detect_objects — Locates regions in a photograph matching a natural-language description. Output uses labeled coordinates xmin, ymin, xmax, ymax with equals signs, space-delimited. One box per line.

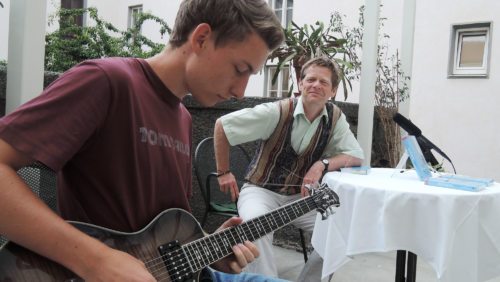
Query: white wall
xmin=293 ymin=0 xmax=404 ymax=104
xmin=410 ymin=0 xmax=500 ymax=179
xmin=0 ymin=1 xmax=9 ymax=61
xmin=0 ymin=0 xmax=58 ymax=61
xmin=84 ymin=0 xmax=179 ymax=45
xmin=1 ymin=0 xmax=498 ymax=180
xmin=293 ymin=0 xmax=500 ymax=180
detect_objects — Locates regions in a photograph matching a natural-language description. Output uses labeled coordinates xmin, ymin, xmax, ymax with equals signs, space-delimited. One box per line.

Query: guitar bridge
xmin=158 ymin=240 xmax=194 ymax=282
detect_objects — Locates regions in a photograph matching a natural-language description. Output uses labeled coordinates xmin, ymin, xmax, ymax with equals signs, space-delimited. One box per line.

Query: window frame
xmin=264 ymin=65 xmax=291 ymax=98
xmin=128 ymin=5 xmax=144 ymax=30
xmin=60 ymin=0 xmax=86 ymax=27
xmin=448 ymin=22 xmax=491 ymax=78
xmin=269 ymin=0 xmax=293 ymax=27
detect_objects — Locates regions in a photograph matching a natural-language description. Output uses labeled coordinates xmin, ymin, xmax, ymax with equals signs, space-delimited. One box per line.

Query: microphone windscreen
xmin=393 ymin=113 xmax=422 ymax=136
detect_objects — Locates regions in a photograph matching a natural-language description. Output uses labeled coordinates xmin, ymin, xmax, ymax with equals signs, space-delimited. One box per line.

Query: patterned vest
xmin=245 ymin=98 xmax=341 ymax=195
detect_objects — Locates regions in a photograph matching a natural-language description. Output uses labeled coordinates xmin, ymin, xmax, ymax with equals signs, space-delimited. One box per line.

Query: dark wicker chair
xmin=0 ymin=162 xmax=57 ymax=248
xmin=194 ymin=137 xmax=309 ymax=262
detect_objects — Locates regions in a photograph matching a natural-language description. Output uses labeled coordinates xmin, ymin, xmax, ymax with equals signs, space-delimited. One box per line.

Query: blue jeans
xmin=205 ymin=268 xmax=290 ymax=282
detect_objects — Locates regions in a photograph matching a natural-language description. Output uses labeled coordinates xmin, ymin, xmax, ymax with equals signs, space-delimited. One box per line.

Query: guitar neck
xmin=182 ymin=195 xmax=316 ymax=272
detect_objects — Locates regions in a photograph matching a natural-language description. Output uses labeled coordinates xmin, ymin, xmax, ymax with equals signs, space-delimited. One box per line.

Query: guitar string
xmin=146 ymin=182 xmax=330 ymax=274
xmin=143 ymin=178 xmax=312 ymax=274
xmin=151 ymin=179 xmax=333 ymax=279
xmin=149 ymin=158 xmax=344 ymax=279
xmin=142 ymin=196 xmax=319 ymax=279
xmin=142 ymin=162 xmax=341 ymax=279
xmin=144 ymin=200 xmax=313 ymax=280
xmin=137 ymin=196 xmax=316 ymax=280
xmin=145 ymin=202 xmax=314 ymax=278
xmin=143 ymin=180 xmax=339 ymax=279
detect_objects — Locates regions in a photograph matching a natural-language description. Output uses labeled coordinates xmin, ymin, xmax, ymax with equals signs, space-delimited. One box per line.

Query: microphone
xmin=393 ymin=113 xmax=455 ymax=172
xmin=393 ymin=112 xmax=422 ymax=137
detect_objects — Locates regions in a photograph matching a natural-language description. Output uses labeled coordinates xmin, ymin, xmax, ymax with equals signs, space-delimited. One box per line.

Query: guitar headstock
xmin=307 ymin=182 xmax=340 ymax=220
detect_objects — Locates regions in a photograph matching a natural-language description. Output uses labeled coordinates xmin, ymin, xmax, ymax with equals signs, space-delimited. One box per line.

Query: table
xmin=311 ymin=168 xmax=500 ymax=282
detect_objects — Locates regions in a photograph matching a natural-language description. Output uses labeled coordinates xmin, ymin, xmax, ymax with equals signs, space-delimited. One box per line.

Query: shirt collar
xmin=294 ymin=96 xmax=329 ymax=121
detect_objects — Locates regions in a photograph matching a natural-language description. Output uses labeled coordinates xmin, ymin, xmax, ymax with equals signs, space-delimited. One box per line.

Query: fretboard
xmin=181 ymin=195 xmax=317 ymax=272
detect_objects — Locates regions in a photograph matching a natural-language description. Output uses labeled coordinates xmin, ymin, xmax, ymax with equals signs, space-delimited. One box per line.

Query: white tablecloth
xmin=312 ymin=168 xmax=500 ymax=282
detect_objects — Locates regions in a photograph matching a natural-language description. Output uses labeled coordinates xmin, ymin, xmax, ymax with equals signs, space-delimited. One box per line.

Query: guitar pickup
xmin=158 ymin=240 xmax=193 ymax=282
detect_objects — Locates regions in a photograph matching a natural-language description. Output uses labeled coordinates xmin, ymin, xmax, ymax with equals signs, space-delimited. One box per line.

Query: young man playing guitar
xmin=0 ymin=1 xmax=285 ymax=281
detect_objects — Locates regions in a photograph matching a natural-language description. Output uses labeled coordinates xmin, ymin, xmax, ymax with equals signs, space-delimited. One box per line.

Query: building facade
xmin=1 ymin=0 xmax=499 ymax=180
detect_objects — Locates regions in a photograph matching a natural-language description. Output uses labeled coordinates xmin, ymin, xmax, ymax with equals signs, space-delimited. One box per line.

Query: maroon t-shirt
xmin=0 ymin=58 xmax=193 ymax=232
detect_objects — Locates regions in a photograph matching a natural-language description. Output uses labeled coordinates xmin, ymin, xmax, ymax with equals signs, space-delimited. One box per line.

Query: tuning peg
xmin=321 ymin=210 xmax=331 ymax=220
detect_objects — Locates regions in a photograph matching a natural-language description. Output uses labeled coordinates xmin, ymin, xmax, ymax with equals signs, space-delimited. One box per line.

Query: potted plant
xmin=268 ymin=21 xmax=353 ymax=99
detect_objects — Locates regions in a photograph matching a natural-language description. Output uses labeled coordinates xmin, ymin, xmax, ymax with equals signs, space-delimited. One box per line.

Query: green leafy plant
xmin=45 ymin=7 xmax=171 ymax=72
xmin=268 ymin=21 xmax=352 ymax=99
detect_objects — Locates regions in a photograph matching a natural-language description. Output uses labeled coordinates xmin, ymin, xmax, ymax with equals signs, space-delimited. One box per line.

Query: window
xmin=449 ymin=22 xmax=491 ymax=77
xmin=128 ymin=5 xmax=143 ymax=29
xmin=265 ymin=66 xmax=290 ymax=98
xmin=269 ymin=0 xmax=293 ymax=27
xmin=60 ymin=0 xmax=85 ymax=26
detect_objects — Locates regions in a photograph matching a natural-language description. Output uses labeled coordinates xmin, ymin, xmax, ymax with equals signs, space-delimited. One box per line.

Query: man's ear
xmin=330 ymin=86 xmax=338 ymax=99
xmin=190 ymin=23 xmax=212 ymax=53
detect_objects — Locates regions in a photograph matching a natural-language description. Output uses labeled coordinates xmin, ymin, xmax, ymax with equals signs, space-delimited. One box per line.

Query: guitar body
xmin=0 ymin=183 xmax=339 ymax=282
xmin=0 ymin=209 xmax=207 ymax=282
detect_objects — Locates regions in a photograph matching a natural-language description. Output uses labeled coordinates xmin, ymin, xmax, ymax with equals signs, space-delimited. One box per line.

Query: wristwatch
xmin=321 ymin=159 xmax=329 ymax=173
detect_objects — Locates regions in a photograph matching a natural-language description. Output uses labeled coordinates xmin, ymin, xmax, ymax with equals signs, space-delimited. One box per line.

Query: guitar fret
xmin=233 ymin=227 xmax=243 ymax=242
xmin=305 ymin=198 xmax=311 ymax=210
xmin=179 ymin=248 xmax=194 ymax=274
xmin=242 ymin=222 xmax=255 ymax=241
xmin=220 ymin=231 xmax=232 ymax=253
xmin=235 ymin=225 xmax=247 ymax=242
xmin=249 ymin=220 xmax=258 ymax=239
xmin=198 ymin=240 xmax=210 ymax=267
xmin=185 ymin=243 xmax=200 ymax=271
xmin=264 ymin=214 xmax=274 ymax=230
xmin=277 ymin=210 xmax=285 ymax=226
xmin=270 ymin=213 xmax=277 ymax=229
xmin=192 ymin=241 xmax=204 ymax=269
xmin=218 ymin=233 xmax=226 ymax=256
xmin=284 ymin=207 xmax=292 ymax=222
xmin=227 ymin=229 xmax=239 ymax=246
xmin=256 ymin=218 xmax=266 ymax=236
xmin=291 ymin=204 xmax=300 ymax=218
xmin=178 ymin=187 xmax=336 ymax=274
xmin=201 ymin=239 xmax=214 ymax=263
xmin=210 ymin=234 xmax=221 ymax=256
xmin=298 ymin=201 xmax=307 ymax=214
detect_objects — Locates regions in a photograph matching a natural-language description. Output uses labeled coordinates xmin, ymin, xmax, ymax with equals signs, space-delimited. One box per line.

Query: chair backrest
xmin=0 ymin=162 xmax=57 ymax=248
xmin=194 ymin=137 xmax=251 ymax=205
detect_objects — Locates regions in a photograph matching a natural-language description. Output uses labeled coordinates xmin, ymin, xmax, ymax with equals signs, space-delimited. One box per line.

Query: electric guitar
xmin=0 ymin=183 xmax=339 ymax=282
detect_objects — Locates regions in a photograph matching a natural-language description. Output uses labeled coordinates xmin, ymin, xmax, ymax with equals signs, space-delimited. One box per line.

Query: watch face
xmin=322 ymin=159 xmax=329 ymax=170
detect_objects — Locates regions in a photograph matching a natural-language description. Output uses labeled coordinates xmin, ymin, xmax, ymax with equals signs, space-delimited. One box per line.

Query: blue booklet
xmin=425 ymin=176 xmax=490 ymax=192
xmin=402 ymin=135 xmax=493 ymax=192
xmin=402 ymin=135 xmax=432 ymax=181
